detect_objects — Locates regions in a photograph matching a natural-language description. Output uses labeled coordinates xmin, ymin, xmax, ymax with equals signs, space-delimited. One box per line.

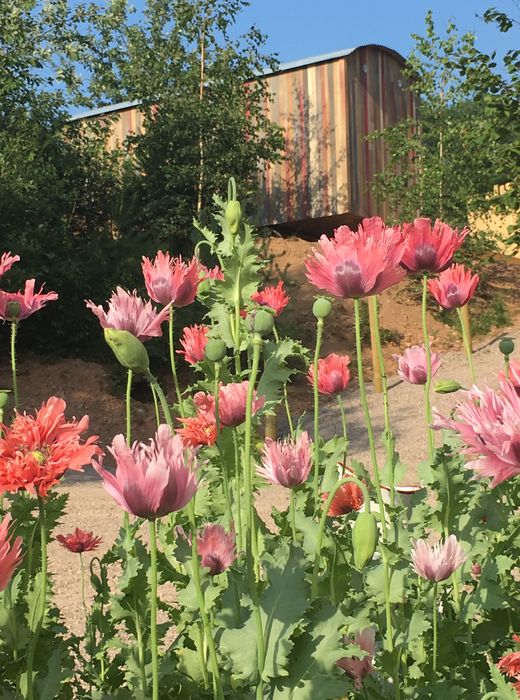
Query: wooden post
xmin=368 ymin=299 xmax=383 ymax=393
xmin=460 ymin=304 xmax=473 ymax=352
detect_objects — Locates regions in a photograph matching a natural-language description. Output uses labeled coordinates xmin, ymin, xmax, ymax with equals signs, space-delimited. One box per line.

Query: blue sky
xmin=226 ymin=0 xmax=517 ymax=65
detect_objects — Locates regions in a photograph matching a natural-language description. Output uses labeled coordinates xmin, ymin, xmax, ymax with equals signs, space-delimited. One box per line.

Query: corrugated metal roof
xmin=68 ymin=44 xmax=406 ymax=121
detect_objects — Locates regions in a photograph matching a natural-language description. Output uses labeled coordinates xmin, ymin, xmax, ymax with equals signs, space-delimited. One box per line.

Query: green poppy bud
xmin=252 ymin=308 xmax=274 ymax=336
xmin=205 ymin=338 xmax=227 ymax=363
xmin=104 ymin=328 xmax=150 ymax=374
xmin=0 ymin=391 xmax=9 ymax=410
xmin=499 ymin=337 xmax=515 ymax=357
xmin=225 ymin=200 xmax=242 ymax=236
xmin=434 ymin=379 xmax=462 ymax=394
xmin=313 ymin=297 xmax=332 ymax=319
xmin=6 ymin=301 xmax=21 ymax=321
xmin=352 ymin=511 xmax=378 ymax=570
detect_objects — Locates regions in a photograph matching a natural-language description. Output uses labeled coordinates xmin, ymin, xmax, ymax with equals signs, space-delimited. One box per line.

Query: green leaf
xmin=487 ymin=656 xmax=520 ymax=699
xmin=257 ymin=338 xmax=308 ymax=409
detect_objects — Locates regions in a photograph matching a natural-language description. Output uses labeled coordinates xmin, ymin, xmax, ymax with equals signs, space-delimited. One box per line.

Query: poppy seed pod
xmin=6 ymin=301 xmax=21 ymax=321
xmin=252 ymin=309 xmax=274 ymax=336
xmin=352 ymin=511 xmax=378 ymax=570
xmin=104 ymin=328 xmax=150 ymax=374
xmin=499 ymin=337 xmax=515 ymax=357
xmin=0 ymin=392 xmax=9 ymax=410
xmin=205 ymin=338 xmax=227 ymax=363
xmin=313 ymin=297 xmax=332 ymax=319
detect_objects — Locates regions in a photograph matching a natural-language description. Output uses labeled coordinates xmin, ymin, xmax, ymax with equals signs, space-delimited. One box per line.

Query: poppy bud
xmin=252 ymin=308 xmax=274 ymax=336
xmin=499 ymin=337 xmax=515 ymax=357
xmin=352 ymin=511 xmax=378 ymax=570
xmin=0 ymin=391 xmax=9 ymax=410
xmin=434 ymin=379 xmax=462 ymax=394
xmin=313 ymin=297 xmax=332 ymax=319
xmin=225 ymin=200 xmax=242 ymax=236
xmin=104 ymin=328 xmax=150 ymax=374
xmin=205 ymin=338 xmax=227 ymax=363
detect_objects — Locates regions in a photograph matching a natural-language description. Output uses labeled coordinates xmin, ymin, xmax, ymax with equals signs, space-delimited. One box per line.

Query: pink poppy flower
xmin=86 ymin=287 xmax=170 ymax=342
xmin=94 ymin=425 xmax=198 ymax=519
xmin=197 ymin=524 xmax=236 ymax=575
xmin=305 ymin=220 xmax=405 ymax=299
xmin=193 ymin=381 xmax=265 ymax=428
xmin=251 ymin=281 xmax=290 ymax=316
xmin=142 ymin=251 xmax=200 ymax=307
xmin=393 ymin=345 xmax=441 ymax=385
xmin=258 ymin=432 xmax=312 ymax=488
xmin=57 ymin=528 xmax=102 ymax=553
xmin=0 ymin=280 xmax=58 ymax=321
xmin=401 ymin=218 xmax=469 ymax=273
xmin=0 ymin=514 xmax=22 ymax=591
xmin=411 ymin=534 xmax=466 ymax=581
xmin=0 ymin=252 xmax=20 ymax=277
xmin=177 ymin=324 xmax=209 ymax=365
xmin=199 ymin=264 xmax=224 ymax=281
xmin=428 ymin=264 xmax=479 ymax=310
xmin=307 ymin=353 xmax=351 ymax=394
xmin=336 ymin=628 xmax=376 ymax=689
xmin=501 ymin=359 xmax=520 ymax=396
xmin=434 ymin=380 xmax=520 ymax=487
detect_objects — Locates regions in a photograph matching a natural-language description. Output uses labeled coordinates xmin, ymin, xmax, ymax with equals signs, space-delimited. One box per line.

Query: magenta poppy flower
xmin=307 ymin=353 xmax=351 ymax=394
xmin=257 ymin=431 xmax=312 ymax=488
xmin=434 ymin=380 xmax=520 ymax=487
xmin=57 ymin=528 xmax=102 ymax=553
xmin=251 ymin=281 xmax=290 ymax=317
xmin=428 ymin=264 xmax=479 ymax=310
xmin=411 ymin=535 xmax=466 ymax=582
xmin=197 ymin=524 xmax=236 ymax=575
xmin=401 ymin=218 xmax=469 ymax=273
xmin=86 ymin=287 xmax=170 ymax=342
xmin=142 ymin=251 xmax=200 ymax=307
xmin=177 ymin=324 xmax=209 ymax=365
xmin=193 ymin=381 xmax=265 ymax=428
xmin=94 ymin=425 xmax=198 ymax=519
xmin=305 ymin=220 xmax=405 ymax=299
xmin=393 ymin=345 xmax=441 ymax=385
xmin=336 ymin=628 xmax=376 ymax=689
xmin=0 ymin=514 xmax=22 ymax=591
xmin=0 ymin=252 xmax=20 ymax=277
xmin=0 ymin=280 xmax=58 ymax=321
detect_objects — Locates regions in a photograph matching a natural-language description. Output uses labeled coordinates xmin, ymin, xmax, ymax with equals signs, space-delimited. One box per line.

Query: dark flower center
xmin=414 ymin=244 xmax=438 ymax=271
xmin=445 ymin=283 xmax=462 ymax=307
xmin=334 ymin=261 xmax=363 ymax=297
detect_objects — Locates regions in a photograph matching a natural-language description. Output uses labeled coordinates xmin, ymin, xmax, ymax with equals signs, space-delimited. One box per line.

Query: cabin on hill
xmin=70 ymin=44 xmax=415 ymax=236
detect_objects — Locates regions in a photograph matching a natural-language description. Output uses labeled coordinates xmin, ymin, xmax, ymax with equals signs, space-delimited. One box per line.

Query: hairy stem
xmin=421 ymin=275 xmax=435 ymax=460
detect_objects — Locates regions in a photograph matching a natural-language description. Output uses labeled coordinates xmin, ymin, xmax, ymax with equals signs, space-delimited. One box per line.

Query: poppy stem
xmin=289 ymin=490 xmax=297 ymax=541
xmin=233 ymin=432 xmax=243 ymax=551
xmin=124 ymin=369 xmax=133 ymax=535
xmin=311 ymin=476 xmax=371 ymax=599
xmin=421 ymin=274 xmax=435 ymax=460
xmin=368 ymin=296 xmax=396 ymax=505
xmin=10 ymin=321 xmax=18 ymax=412
xmin=243 ymin=335 xmax=262 ymax=564
xmin=26 ymin=498 xmax=48 ymax=700
xmin=312 ymin=318 xmax=324 ymax=503
xmin=148 ymin=519 xmax=159 ymax=700
xmin=214 ymin=364 xmax=234 ymax=530
xmin=146 ymin=372 xmax=174 ymax=429
xmin=457 ymin=306 xmax=476 ymax=384
xmin=150 ymin=382 xmax=161 ymax=427
xmin=169 ymin=307 xmax=185 ymax=417
xmin=336 ymin=394 xmax=349 ymax=467
xmin=432 ymin=581 xmax=438 ymax=676
xmin=273 ymin=325 xmax=294 ymax=438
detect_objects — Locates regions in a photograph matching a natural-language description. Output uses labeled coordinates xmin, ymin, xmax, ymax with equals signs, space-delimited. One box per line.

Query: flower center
xmin=31 ymin=450 xmax=46 ymax=465
xmin=334 ymin=261 xmax=363 ymax=297
xmin=414 ymin=244 xmax=438 ymax=271
xmin=445 ymin=283 xmax=462 ymax=307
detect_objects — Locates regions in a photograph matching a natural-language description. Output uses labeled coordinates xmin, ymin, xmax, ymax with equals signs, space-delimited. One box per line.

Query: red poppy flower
xmin=57 ymin=528 xmax=102 ymax=553
xmin=177 ymin=415 xmax=217 ymax=447
xmin=251 ymin=281 xmax=290 ymax=316
xmin=324 ymin=481 xmax=364 ymax=516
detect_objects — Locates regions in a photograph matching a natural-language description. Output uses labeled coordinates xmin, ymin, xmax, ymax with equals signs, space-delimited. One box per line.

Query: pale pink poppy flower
xmin=305 ymin=220 xmax=405 ymax=299
xmin=0 ymin=280 xmax=58 ymax=321
xmin=0 ymin=514 xmax=22 ymax=591
xmin=401 ymin=218 xmax=469 ymax=273
xmin=197 ymin=524 xmax=236 ymax=575
xmin=177 ymin=324 xmax=209 ymax=365
xmin=0 ymin=252 xmax=20 ymax=277
xmin=336 ymin=628 xmax=376 ymax=688
xmin=251 ymin=281 xmax=290 ymax=317
xmin=307 ymin=353 xmax=351 ymax=394
xmin=142 ymin=251 xmax=200 ymax=307
xmin=86 ymin=287 xmax=170 ymax=342
xmin=393 ymin=345 xmax=441 ymax=385
xmin=94 ymin=425 xmax=197 ymax=519
xmin=428 ymin=264 xmax=479 ymax=310
xmin=501 ymin=358 xmax=520 ymax=396
xmin=411 ymin=534 xmax=466 ymax=582
xmin=434 ymin=380 xmax=520 ymax=487
xmin=193 ymin=381 xmax=265 ymax=428
xmin=258 ymin=431 xmax=312 ymax=488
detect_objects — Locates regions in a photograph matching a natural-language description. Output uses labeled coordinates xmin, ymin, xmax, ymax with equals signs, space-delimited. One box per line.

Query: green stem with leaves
xmin=26 ymin=499 xmax=48 ymax=700
xmin=457 ymin=306 xmax=476 ymax=383
xmin=148 ymin=520 xmax=159 ymax=700
xmin=273 ymin=325 xmax=294 ymax=438
xmin=214 ymin=363 xmax=234 ymax=529
xmin=10 ymin=321 xmax=18 ymax=411
xmin=169 ymin=306 xmax=184 ymax=416
xmin=312 ymin=318 xmax=324 ymax=502
xmin=311 ymin=475 xmax=371 ymax=599
xmin=243 ymin=335 xmax=262 ymax=555
xmin=369 ymin=295 xmax=396 ymax=504
xmin=421 ymin=274 xmax=435 ymax=460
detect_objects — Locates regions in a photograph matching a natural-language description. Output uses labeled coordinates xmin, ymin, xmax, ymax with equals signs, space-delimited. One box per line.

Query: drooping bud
xmin=225 ymin=200 xmax=242 ymax=236
xmin=313 ymin=297 xmax=332 ymax=320
xmin=104 ymin=328 xmax=150 ymax=374
xmin=205 ymin=338 xmax=227 ymax=363
xmin=6 ymin=301 xmax=21 ymax=321
xmin=434 ymin=379 xmax=462 ymax=394
xmin=499 ymin=337 xmax=515 ymax=357
xmin=352 ymin=511 xmax=378 ymax=570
